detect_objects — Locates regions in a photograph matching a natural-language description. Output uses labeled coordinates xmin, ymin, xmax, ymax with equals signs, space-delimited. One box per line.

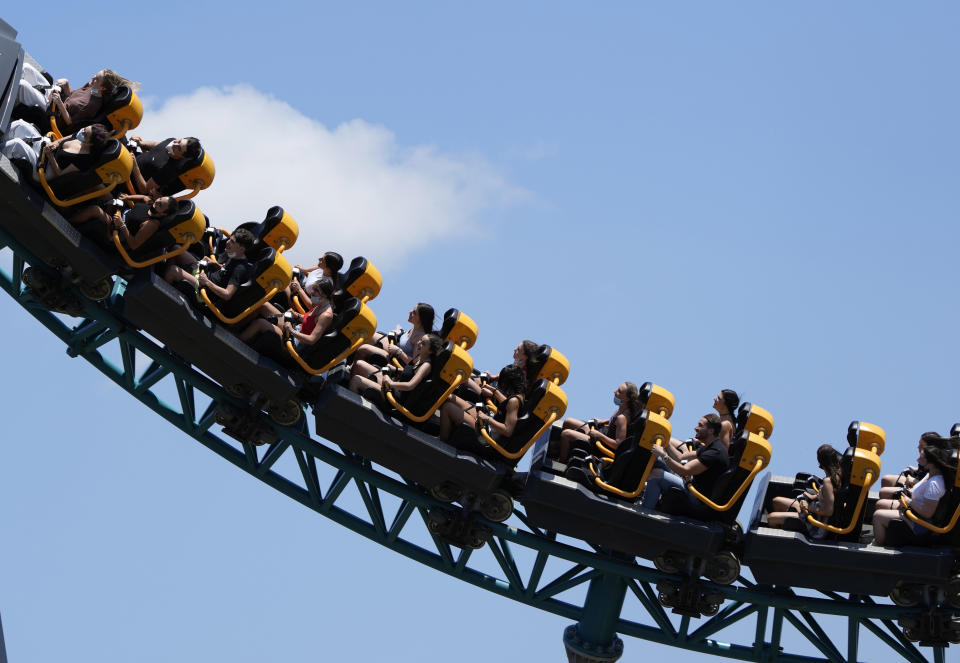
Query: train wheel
xmin=889 ymin=582 xmax=924 ymax=608
xmin=225 ymin=383 xmax=254 ymax=399
xmin=78 ymin=277 xmax=113 ymax=301
xmin=479 ymin=490 xmax=513 ymax=523
xmin=430 ymin=481 xmax=463 ymax=503
xmin=656 ymin=581 xmax=679 ymax=608
xmin=269 ymin=399 xmax=303 ymax=426
xmin=705 ymin=551 xmax=740 ymax=586
xmin=468 ymin=524 xmax=492 ymax=549
xmin=653 ymin=551 xmax=683 ymax=575
xmin=946 ymin=574 xmax=960 ymax=609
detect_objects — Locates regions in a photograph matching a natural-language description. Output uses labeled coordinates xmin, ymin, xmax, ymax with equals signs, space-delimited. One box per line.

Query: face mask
xmin=91 ymin=87 xmax=101 ymax=97
xmin=613 ymin=396 xmax=622 ymax=407
xmin=225 ymin=248 xmax=240 ymax=259
xmin=75 ymin=128 xmax=84 ymax=142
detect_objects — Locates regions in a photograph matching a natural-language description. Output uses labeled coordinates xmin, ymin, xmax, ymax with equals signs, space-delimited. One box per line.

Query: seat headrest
xmin=736 ymin=402 xmax=774 ymax=438
xmin=951 ymin=423 xmax=960 ymax=438
xmin=439 ymin=308 xmax=478 ymax=350
xmin=847 ymin=421 xmax=885 ymax=455
xmin=638 ymin=381 xmax=674 ymax=419
xmin=534 ymin=346 xmax=569 ymax=385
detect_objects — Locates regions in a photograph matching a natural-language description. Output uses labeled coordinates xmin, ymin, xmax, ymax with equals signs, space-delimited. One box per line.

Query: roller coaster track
xmin=0 ymin=214 xmax=955 ymax=663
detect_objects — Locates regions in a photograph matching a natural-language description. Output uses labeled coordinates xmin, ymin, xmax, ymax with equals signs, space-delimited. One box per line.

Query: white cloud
xmin=137 ymin=85 xmax=525 ymax=269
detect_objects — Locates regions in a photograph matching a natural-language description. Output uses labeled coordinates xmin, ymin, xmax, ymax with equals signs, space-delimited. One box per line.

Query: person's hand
xmin=652 ymin=445 xmax=667 ymax=459
xmin=198 ymin=272 xmax=210 ymax=287
xmin=112 ymin=212 xmax=124 ymax=230
xmin=130 ymin=134 xmax=142 ymax=143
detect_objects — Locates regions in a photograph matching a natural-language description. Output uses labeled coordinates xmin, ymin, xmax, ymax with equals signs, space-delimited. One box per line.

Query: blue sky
xmin=1 ymin=3 xmax=958 ymax=662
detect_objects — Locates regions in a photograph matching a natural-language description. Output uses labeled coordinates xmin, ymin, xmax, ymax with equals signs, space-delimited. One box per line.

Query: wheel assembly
xmin=269 ymin=399 xmax=303 ymax=426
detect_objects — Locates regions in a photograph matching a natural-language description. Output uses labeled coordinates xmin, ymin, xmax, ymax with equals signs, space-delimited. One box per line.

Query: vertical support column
xmin=0 ymin=609 xmax=8 ymax=663
xmin=563 ymin=573 xmax=627 ymax=663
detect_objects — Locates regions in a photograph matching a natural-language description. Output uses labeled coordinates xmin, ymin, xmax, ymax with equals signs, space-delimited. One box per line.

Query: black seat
xmin=234 ymin=206 xmax=298 ymax=252
xmin=39 ymin=138 xmax=132 ymax=207
xmin=113 ymin=200 xmax=205 ymax=268
xmin=52 ymin=84 xmax=142 ymax=139
xmin=478 ymin=379 xmax=568 ymax=465
xmin=201 ymin=244 xmax=292 ymax=325
xmin=286 ymin=296 xmax=377 ymax=374
xmin=385 ymin=341 xmax=472 ymax=423
xmin=588 ymin=410 xmax=672 ymax=500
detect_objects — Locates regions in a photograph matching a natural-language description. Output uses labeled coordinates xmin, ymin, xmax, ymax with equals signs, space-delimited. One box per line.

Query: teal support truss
xmin=0 ymin=221 xmax=956 ymax=662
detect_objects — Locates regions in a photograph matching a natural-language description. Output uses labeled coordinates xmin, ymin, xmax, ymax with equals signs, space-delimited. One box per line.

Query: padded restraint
xmin=736 ymin=402 xmax=774 ymax=439
xmin=534 ymin=346 xmax=569 ymax=386
xmin=236 ymin=206 xmax=298 ymax=252
xmin=638 ymin=381 xmax=674 ymax=419
xmin=338 ymin=256 xmax=382 ymax=303
xmin=439 ymin=308 xmax=478 ymax=350
xmin=847 ymin=420 xmax=885 ymax=455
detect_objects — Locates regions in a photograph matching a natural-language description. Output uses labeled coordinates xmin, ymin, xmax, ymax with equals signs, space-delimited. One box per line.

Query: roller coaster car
xmin=165 ymin=147 xmax=215 ymax=201
xmin=385 ymin=342 xmax=472 ymax=423
xmin=314 ymin=383 xmax=517 ymax=522
xmin=284 ymin=296 xmax=377 ymax=375
xmin=234 ymin=206 xmax=298 ymax=252
xmin=119 ymin=270 xmax=305 ymax=420
xmin=50 ymin=84 xmax=143 ymax=140
xmin=112 ymin=200 xmax=205 ymax=269
xmin=0 ymin=155 xmax=118 ymax=299
xmin=200 ymin=245 xmax=292 ymax=325
xmin=744 ymin=422 xmax=958 ymax=602
xmin=38 ymin=138 xmax=133 ymax=208
xmin=951 ymin=423 xmax=959 ymax=439
xmin=522 ymin=434 xmax=742 ymax=589
xmin=439 ymin=308 xmax=478 ymax=350
xmin=336 ymin=256 xmax=382 ymax=303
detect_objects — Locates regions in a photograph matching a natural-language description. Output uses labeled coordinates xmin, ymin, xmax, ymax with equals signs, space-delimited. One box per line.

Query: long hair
xmin=623 ymin=381 xmax=642 ymax=420
xmin=720 ymin=389 xmax=740 ymax=415
xmin=497 ymin=364 xmax=526 ymax=399
xmin=923 ymin=445 xmax=957 ymax=477
xmin=99 ymin=69 xmax=140 ymax=93
xmin=417 ymin=333 xmax=443 ymax=367
xmin=816 ymin=444 xmax=842 ymax=493
xmin=415 ymin=303 xmax=435 ymax=333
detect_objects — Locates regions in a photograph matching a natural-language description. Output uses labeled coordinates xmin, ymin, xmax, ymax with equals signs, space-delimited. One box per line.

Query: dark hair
xmin=720 ymin=389 xmax=740 ymax=415
xmin=816 ymin=444 xmax=842 ymax=493
xmin=417 ymin=333 xmax=443 ymax=366
xmin=323 ymin=251 xmax=344 ymax=273
xmin=314 ymin=276 xmax=334 ymax=300
xmin=922 ymin=445 xmax=956 ymax=475
xmin=230 ymin=227 xmax=257 ymax=253
xmin=415 ymin=303 xmax=435 ymax=333
xmin=183 ymin=137 xmax=202 ymax=160
xmin=919 ymin=431 xmax=952 ymax=451
xmin=702 ymin=413 xmax=722 ymax=437
xmin=497 ymin=364 xmax=526 ymax=399
xmin=83 ymin=123 xmax=110 ymax=152
xmin=152 ymin=196 xmax=177 ymax=220
xmin=521 ymin=341 xmax=547 ymax=385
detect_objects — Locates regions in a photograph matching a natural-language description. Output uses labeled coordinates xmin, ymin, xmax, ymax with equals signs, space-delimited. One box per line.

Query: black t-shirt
xmin=209 ymin=257 xmax=253 ymax=290
xmin=136 ymin=139 xmax=182 ymax=193
xmin=691 ymin=438 xmax=729 ymax=497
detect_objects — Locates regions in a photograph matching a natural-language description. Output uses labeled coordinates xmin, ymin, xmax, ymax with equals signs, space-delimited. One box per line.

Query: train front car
xmin=743 ymin=421 xmax=960 ymax=645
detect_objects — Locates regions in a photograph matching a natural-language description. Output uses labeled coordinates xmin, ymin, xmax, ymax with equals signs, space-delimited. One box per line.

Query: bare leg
xmin=349 ymin=373 xmax=383 ymax=394
xmin=558 ymin=428 xmax=590 ymax=463
xmin=871 ymin=509 xmax=902 ymax=545
xmin=350 ymin=359 xmax=381 ymax=379
xmin=239 ymin=317 xmax=280 ymax=343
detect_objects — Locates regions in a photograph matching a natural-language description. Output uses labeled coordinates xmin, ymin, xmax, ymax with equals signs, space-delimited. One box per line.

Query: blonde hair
xmin=100 ymin=69 xmax=141 ymax=93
